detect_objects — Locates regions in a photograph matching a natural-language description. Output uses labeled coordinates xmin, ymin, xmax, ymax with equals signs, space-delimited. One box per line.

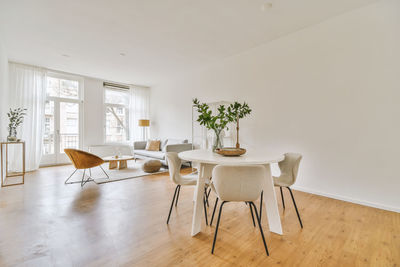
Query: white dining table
xmin=178 ymin=149 xmax=285 ymax=236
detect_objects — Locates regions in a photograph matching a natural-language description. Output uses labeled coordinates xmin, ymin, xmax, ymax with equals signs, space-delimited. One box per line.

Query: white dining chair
xmin=259 ymin=153 xmax=303 ymax=228
xmin=165 ymin=152 xmax=209 ymax=225
xmin=209 ymin=164 xmax=269 ymax=255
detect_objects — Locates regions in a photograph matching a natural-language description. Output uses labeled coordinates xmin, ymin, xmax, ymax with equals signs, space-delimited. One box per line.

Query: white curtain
xmin=129 ymin=85 xmax=150 ymax=141
xmin=8 ymin=63 xmax=46 ymax=171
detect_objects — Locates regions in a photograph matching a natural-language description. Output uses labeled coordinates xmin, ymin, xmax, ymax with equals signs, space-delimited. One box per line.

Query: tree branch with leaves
xmin=227 ymin=102 xmax=252 ymax=148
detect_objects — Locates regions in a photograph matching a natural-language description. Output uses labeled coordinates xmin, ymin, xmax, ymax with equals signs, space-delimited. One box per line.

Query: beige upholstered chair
xmin=165 ymin=152 xmax=209 ymax=224
xmin=260 ymin=153 xmax=303 ymax=228
xmin=209 ymin=165 xmax=269 ymax=256
xmin=64 ymin=149 xmax=109 ymax=187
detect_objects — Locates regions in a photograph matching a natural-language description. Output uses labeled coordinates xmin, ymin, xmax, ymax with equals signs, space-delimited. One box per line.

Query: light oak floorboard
xmin=0 ymin=164 xmax=398 ymax=266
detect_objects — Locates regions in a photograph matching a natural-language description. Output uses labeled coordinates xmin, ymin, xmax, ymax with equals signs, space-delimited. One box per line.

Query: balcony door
xmin=41 ymin=73 xmax=83 ymax=166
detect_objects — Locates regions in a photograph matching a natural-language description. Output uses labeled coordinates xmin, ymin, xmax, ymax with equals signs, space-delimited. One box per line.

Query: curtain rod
xmin=8 ymin=60 xmax=150 ymax=89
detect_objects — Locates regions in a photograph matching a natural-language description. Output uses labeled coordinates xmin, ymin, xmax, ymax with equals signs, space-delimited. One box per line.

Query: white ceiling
xmin=0 ymin=0 xmax=377 ymax=86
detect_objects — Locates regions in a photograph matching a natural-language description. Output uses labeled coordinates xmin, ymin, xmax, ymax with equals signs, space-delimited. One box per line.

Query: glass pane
xmin=43 ymin=100 xmax=55 ymax=155
xmin=60 ymin=102 xmax=79 ymax=151
xmin=46 ymin=77 xmax=79 ymax=99
xmin=46 ymin=77 xmax=60 ymax=97
xmin=105 ymin=106 xmax=128 ymax=143
xmin=60 ymin=79 xmax=78 ymax=99
xmin=105 ymin=89 xmax=129 ymax=106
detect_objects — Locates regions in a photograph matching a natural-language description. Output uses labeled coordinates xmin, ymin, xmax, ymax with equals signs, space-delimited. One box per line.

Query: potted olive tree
xmin=227 ymin=102 xmax=252 ymax=149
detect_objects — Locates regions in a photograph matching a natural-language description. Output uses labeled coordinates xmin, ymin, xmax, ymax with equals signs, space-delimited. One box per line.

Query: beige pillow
xmin=145 ymin=140 xmax=161 ymax=151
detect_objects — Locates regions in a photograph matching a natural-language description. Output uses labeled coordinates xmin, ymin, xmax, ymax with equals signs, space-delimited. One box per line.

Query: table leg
xmin=109 ymin=161 xmax=117 ymax=169
xmin=191 ymin=163 xmax=214 ymax=236
xmin=191 ymin=163 xmax=206 ymax=236
xmin=262 ymin=164 xmax=283 ymax=235
xmin=119 ymin=160 xmax=127 ymax=170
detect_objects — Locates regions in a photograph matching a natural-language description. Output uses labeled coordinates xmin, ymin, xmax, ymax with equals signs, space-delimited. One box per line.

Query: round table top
xmin=178 ymin=149 xmax=284 ymax=165
xmin=103 ymin=155 xmax=135 ymax=161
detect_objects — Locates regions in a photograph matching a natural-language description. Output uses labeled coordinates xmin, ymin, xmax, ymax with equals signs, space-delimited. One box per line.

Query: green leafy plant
xmin=193 ymin=98 xmax=252 ymax=150
xmin=227 ymin=102 xmax=252 ymax=148
xmin=7 ymin=108 xmax=27 ymax=141
xmin=193 ymin=98 xmax=231 ymax=150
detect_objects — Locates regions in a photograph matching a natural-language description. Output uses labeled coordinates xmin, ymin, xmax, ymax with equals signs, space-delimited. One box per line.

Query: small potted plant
xmin=7 ymin=108 xmax=27 ymax=142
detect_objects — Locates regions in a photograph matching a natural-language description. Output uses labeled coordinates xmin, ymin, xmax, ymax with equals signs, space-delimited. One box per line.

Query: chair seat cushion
xmin=273 ymin=175 xmax=292 ymax=187
xmin=180 ymin=173 xmax=211 ymax=186
xmin=179 ymin=174 xmax=197 ymax=186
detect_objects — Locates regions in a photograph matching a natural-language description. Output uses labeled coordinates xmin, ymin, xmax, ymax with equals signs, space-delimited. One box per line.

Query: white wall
xmin=0 ymin=38 xmax=9 ymax=140
xmin=83 ymin=77 xmax=105 ymax=147
xmin=151 ymin=0 xmax=400 ymax=212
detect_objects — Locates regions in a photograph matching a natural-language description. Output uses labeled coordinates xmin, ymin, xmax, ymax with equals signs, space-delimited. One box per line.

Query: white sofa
xmin=134 ymin=139 xmax=192 ymax=166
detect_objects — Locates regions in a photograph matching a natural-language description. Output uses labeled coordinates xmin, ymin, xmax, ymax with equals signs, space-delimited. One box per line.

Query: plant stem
xmin=236 ymin=116 xmax=240 ymax=148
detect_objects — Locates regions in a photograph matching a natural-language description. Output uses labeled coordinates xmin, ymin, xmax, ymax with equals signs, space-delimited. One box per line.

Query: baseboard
xmin=291 ymin=185 xmax=400 ymax=213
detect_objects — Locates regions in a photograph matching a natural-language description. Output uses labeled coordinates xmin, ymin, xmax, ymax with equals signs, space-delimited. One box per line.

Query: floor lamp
xmin=138 ymin=119 xmax=150 ymax=141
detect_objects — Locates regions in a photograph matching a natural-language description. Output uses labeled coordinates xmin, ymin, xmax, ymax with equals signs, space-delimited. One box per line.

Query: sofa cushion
xmin=134 ymin=150 xmax=165 ymax=160
xmin=161 ymin=139 xmax=188 ymax=152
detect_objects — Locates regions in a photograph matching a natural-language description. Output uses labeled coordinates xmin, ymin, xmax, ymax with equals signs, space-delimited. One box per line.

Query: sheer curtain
xmin=129 ymin=85 xmax=150 ymax=141
xmin=8 ymin=63 xmax=46 ymax=171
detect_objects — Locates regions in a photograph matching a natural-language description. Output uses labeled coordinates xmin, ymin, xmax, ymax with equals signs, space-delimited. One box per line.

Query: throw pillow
xmin=145 ymin=140 xmax=161 ymax=151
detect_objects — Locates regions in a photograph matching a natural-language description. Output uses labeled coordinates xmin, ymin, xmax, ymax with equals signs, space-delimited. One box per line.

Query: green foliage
xmin=7 ymin=108 xmax=27 ymax=136
xmin=227 ymin=101 xmax=252 ymax=121
xmin=192 ymin=98 xmax=252 ymax=132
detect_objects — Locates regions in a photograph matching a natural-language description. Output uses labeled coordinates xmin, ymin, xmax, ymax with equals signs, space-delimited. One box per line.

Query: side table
xmin=1 ymin=141 xmax=25 ymax=187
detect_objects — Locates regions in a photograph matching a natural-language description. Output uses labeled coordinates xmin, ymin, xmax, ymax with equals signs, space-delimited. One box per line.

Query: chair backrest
xmin=278 ymin=153 xmax=302 ymax=185
xmin=64 ymin=149 xmax=105 ymax=169
xmin=212 ymin=165 xmax=266 ymax=202
xmin=166 ymin=152 xmax=183 ymax=185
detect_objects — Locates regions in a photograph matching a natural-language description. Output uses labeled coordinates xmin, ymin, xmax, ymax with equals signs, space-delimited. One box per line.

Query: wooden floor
xmin=0 ymin=164 xmax=399 ymax=267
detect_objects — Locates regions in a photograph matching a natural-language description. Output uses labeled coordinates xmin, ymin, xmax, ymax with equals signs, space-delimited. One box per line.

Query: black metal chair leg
xmin=204 ymin=187 xmax=210 ymax=207
xmin=203 ymin=196 xmax=208 ymax=225
xmin=175 ymin=185 xmax=181 ymax=206
xmin=211 ymin=201 xmax=227 ymax=254
xmin=210 ymin=197 xmax=219 ymax=226
xmin=280 ymin=187 xmax=285 ymax=210
xmin=287 ymin=187 xmax=303 ymax=228
xmin=65 ymin=169 xmax=78 ymax=184
xmin=167 ymin=185 xmax=180 ymax=224
xmin=250 ymin=202 xmax=269 ymax=256
xmin=248 ymin=202 xmax=256 ymax=227
xmin=259 ymin=191 xmax=263 ymax=220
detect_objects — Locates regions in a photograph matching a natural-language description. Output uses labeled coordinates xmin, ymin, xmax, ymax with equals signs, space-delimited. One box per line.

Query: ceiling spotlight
xmin=262 ymin=1 xmax=273 ymax=11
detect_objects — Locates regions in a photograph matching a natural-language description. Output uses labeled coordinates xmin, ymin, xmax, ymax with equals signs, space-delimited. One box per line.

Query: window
xmin=42 ymin=73 xmax=82 ymax=162
xmin=104 ymin=87 xmax=130 ymax=143
xmin=46 ymin=77 xmax=79 ymax=99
